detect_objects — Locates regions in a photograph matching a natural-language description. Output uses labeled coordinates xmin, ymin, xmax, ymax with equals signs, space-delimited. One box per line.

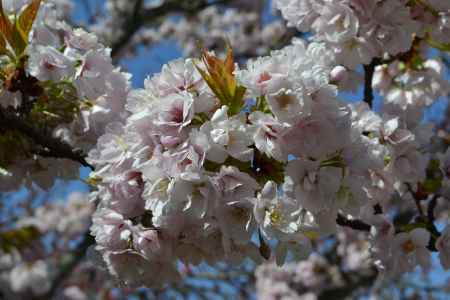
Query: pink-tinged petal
xmin=261 ymin=181 xmax=277 ymax=200
xmin=393 ymin=232 xmax=409 ymax=248
xmin=410 ymin=228 xmax=430 ymax=247
xmin=415 ymin=247 xmax=431 ymax=271
xmin=439 ymin=250 xmax=450 ymax=270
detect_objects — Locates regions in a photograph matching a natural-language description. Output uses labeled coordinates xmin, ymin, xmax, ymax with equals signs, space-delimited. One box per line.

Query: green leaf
xmin=421 ymin=178 xmax=442 ymax=194
xmin=0 ymin=226 xmax=41 ymax=253
xmin=11 ymin=23 xmax=27 ymax=56
xmin=426 ymin=36 xmax=450 ymax=52
xmin=254 ymin=95 xmax=271 ymax=114
xmin=191 ymin=112 xmax=209 ymax=126
xmin=320 ymin=152 xmax=345 ymax=169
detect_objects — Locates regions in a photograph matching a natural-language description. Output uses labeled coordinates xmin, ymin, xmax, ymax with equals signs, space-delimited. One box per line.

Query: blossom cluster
xmin=26 ymin=4 xmax=131 ymax=147
xmin=85 ymin=0 xmax=450 ymax=289
xmin=0 ymin=0 xmax=131 ymax=190
xmin=256 ymin=255 xmax=344 ymax=300
xmin=274 ymin=0 xmax=450 ymax=68
xmin=157 ymin=6 xmax=288 ymax=57
xmin=88 ymin=40 xmax=450 ymax=289
xmin=274 ymin=0 xmax=450 ymax=111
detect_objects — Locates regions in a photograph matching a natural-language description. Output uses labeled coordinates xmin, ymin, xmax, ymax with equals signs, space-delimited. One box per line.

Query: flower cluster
xmin=26 ymin=7 xmax=131 ymax=147
xmin=373 ymin=57 xmax=450 ymax=116
xmin=274 ymin=0 xmax=450 ymax=68
xmin=18 ymin=192 xmax=93 ymax=238
xmin=84 ymin=0 xmax=450 ymax=288
xmin=256 ymin=255 xmax=343 ymax=300
xmin=157 ymin=6 xmax=288 ymax=57
xmin=87 ymin=33 xmax=447 ymax=287
xmin=0 ymin=0 xmax=131 ymax=190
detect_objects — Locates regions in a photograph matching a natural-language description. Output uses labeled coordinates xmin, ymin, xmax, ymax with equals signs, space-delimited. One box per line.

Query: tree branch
xmin=110 ymin=0 xmax=230 ymax=61
xmin=373 ymin=203 xmax=383 ymax=215
xmin=363 ymin=58 xmax=382 ymax=108
xmin=336 ymin=213 xmax=371 ymax=232
xmin=427 ymin=194 xmax=438 ymax=223
xmin=0 ymin=107 xmax=94 ymax=170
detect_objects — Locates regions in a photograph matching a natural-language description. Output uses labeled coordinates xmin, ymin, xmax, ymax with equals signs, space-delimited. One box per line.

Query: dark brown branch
xmin=110 ymin=0 xmax=230 ymax=61
xmin=336 ymin=213 xmax=371 ymax=232
xmin=373 ymin=203 xmax=383 ymax=214
xmin=0 ymin=107 xmax=94 ymax=170
xmin=427 ymin=194 xmax=438 ymax=223
xmin=362 ymin=58 xmax=382 ymax=108
xmin=405 ymin=182 xmax=427 ymax=217
xmin=404 ymin=184 xmax=442 ymax=251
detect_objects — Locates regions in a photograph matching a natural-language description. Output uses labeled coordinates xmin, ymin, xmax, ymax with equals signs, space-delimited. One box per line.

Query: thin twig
xmin=373 ymin=203 xmax=383 ymax=215
xmin=336 ymin=214 xmax=371 ymax=232
xmin=427 ymin=194 xmax=438 ymax=223
xmin=362 ymin=58 xmax=382 ymax=108
xmin=110 ymin=0 xmax=231 ymax=61
xmin=405 ymin=183 xmax=425 ymax=216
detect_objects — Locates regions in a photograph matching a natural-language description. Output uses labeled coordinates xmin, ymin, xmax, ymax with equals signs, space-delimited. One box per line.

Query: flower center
xmin=274 ymin=93 xmax=294 ymax=110
xmin=257 ymin=72 xmax=272 ymax=84
xmin=402 ymin=239 xmax=415 ymax=253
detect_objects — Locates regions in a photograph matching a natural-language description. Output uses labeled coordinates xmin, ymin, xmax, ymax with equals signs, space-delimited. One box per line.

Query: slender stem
xmin=0 ymin=107 xmax=94 ymax=170
xmin=373 ymin=203 xmax=383 ymax=215
xmin=110 ymin=0 xmax=231 ymax=61
xmin=427 ymin=195 xmax=438 ymax=223
xmin=336 ymin=213 xmax=371 ymax=232
xmin=405 ymin=183 xmax=425 ymax=216
xmin=362 ymin=57 xmax=384 ymax=108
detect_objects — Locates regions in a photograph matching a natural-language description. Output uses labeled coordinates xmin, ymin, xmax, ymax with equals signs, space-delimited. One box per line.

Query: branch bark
xmin=110 ymin=0 xmax=230 ymax=61
xmin=0 ymin=107 xmax=93 ymax=170
xmin=362 ymin=58 xmax=382 ymax=108
xmin=336 ymin=213 xmax=371 ymax=232
xmin=427 ymin=194 xmax=438 ymax=223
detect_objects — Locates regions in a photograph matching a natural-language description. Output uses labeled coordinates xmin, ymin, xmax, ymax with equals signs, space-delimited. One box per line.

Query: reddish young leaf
xmin=16 ymin=0 xmax=41 ymax=43
xmin=196 ymin=47 xmax=246 ymax=115
xmin=0 ymin=2 xmax=14 ymax=47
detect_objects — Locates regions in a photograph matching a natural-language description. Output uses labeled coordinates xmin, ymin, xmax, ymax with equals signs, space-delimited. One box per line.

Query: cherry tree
xmin=0 ymin=0 xmax=450 ymax=299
